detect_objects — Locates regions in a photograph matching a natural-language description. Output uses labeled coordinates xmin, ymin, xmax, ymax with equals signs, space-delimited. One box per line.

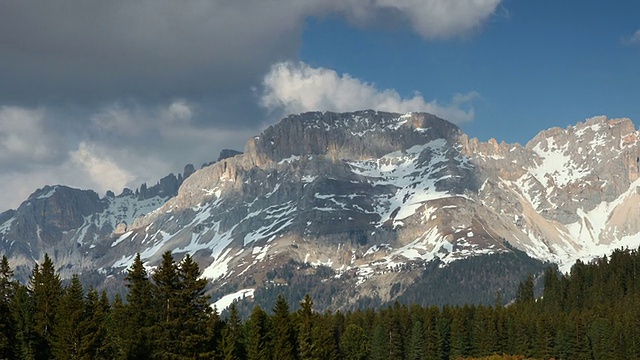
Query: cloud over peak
xmin=259 ymin=61 xmax=478 ymax=124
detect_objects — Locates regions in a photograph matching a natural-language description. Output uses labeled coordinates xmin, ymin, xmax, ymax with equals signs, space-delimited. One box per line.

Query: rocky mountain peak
xmin=242 ymin=110 xmax=460 ymax=168
xmin=3 ymin=110 xmax=640 ymax=310
xmin=22 ymin=185 xmax=103 ymax=231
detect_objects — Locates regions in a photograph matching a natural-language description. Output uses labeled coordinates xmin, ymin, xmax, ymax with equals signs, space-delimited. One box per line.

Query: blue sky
xmin=299 ymin=1 xmax=640 ymax=144
xmin=0 ymin=0 xmax=638 ymax=210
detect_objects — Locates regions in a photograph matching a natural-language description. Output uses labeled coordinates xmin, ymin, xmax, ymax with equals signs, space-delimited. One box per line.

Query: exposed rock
xmin=2 ymin=111 xmax=640 ymax=309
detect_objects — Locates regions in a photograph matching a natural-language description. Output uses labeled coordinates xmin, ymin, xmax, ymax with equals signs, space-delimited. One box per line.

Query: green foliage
xmin=246 ymin=305 xmax=271 ymax=360
xmin=395 ymin=251 xmax=550 ymax=307
xmin=271 ymin=294 xmax=297 ymax=360
xmin=340 ymin=324 xmax=368 ymax=360
xmin=51 ymin=275 xmax=85 ymax=359
xmin=0 ymin=255 xmax=17 ymax=359
xmin=4 ymin=246 xmax=640 ymax=360
xmin=30 ymin=254 xmax=63 ymax=359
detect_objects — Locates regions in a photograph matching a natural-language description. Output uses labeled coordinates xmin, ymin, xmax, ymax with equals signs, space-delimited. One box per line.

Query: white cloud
xmin=70 ymin=142 xmax=134 ymax=195
xmin=341 ymin=0 xmax=501 ymax=38
xmin=622 ymin=29 xmax=640 ymax=46
xmin=259 ymin=61 xmax=478 ymax=124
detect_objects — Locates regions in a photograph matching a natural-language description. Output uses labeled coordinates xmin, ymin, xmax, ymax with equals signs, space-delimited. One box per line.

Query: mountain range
xmin=2 ymin=110 xmax=639 ymax=310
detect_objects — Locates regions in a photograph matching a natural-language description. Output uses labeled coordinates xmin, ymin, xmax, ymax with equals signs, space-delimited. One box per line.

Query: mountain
xmin=1 ymin=110 xmax=639 ymax=310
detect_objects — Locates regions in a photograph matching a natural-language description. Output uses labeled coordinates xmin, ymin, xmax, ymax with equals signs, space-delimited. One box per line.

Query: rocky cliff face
xmin=1 ymin=110 xmax=639 ymax=309
xmin=0 ymin=166 xmax=195 ymax=279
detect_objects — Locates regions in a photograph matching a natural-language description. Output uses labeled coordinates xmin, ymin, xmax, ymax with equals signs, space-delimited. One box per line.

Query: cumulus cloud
xmin=259 ymin=61 xmax=478 ymax=124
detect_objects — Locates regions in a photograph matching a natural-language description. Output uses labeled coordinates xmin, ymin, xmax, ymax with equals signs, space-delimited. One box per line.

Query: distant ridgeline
xmin=1 ymin=247 xmax=640 ymax=359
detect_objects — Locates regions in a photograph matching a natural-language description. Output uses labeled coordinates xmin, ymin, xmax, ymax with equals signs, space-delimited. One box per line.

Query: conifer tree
xmin=449 ymin=305 xmax=473 ymax=358
xmin=0 ymin=255 xmax=17 ymax=359
xmin=219 ymin=302 xmax=245 ymax=360
xmin=31 ymin=254 xmax=63 ymax=360
xmin=152 ymin=251 xmax=181 ymax=359
xmin=436 ymin=307 xmax=451 ymax=360
xmin=297 ymin=294 xmax=314 ymax=360
xmin=368 ymin=323 xmax=388 ymax=360
xmin=409 ymin=317 xmax=425 ymax=360
xmin=386 ymin=311 xmax=404 ymax=360
xmin=121 ymin=253 xmax=153 ymax=360
xmin=340 ymin=324 xmax=368 ymax=360
xmin=271 ymin=294 xmax=297 ymax=360
xmin=11 ymin=284 xmax=36 ymax=360
xmin=79 ymin=287 xmax=113 ymax=360
xmin=311 ymin=312 xmax=339 ymax=360
xmin=207 ymin=307 xmax=223 ymax=358
xmin=471 ymin=306 xmax=497 ymax=357
xmin=108 ymin=294 xmax=128 ymax=360
xmin=423 ymin=307 xmax=440 ymax=360
xmin=246 ymin=305 xmax=271 ymax=360
xmin=51 ymin=274 xmax=85 ymax=360
xmin=177 ymin=254 xmax=213 ymax=358
xmin=515 ymin=274 xmax=534 ymax=304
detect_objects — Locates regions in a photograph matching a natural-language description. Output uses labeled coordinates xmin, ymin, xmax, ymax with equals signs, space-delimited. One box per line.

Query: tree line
xmin=2 ymin=247 xmax=640 ymax=359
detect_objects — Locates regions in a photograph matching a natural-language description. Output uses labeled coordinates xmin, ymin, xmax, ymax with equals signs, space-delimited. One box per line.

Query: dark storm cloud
xmin=0 ymin=0 xmax=304 ymax=109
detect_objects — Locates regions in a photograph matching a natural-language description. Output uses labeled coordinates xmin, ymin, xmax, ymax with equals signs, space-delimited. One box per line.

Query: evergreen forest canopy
xmin=1 ymin=247 xmax=640 ymax=359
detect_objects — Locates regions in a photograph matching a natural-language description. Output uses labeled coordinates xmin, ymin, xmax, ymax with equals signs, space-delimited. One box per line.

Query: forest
xmin=2 ymin=247 xmax=640 ymax=360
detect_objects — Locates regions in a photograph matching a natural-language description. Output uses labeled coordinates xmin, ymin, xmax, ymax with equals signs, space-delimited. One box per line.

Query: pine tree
xmin=297 ymin=294 xmax=314 ymax=360
xmin=108 ymin=294 xmax=128 ymax=360
xmin=340 ymin=324 xmax=368 ymax=360
xmin=79 ymin=287 xmax=113 ymax=360
xmin=423 ymin=307 xmax=440 ymax=360
xmin=533 ymin=313 xmax=555 ymax=359
xmin=152 ymin=251 xmax=181 ymax=359
xmin=177 ymin=254 xmax=213 ymax=358
xmin=369 ymin=323 xmax=388 ymax=360
xmin=0 ymin=255 xmax=17 ymax=359
xmin=449 ymin=305 xmax=473 ymax=358
xmin=409 ymin=317 xmax=425 ymax=360
xmin=311 ymin=312 xmax=339 ymax=360
xmin=246 ymin=305 xmax=271 ymax=360
xmin=472 ymin=306 xmax=497 ymax=357
xmin=31 ymin=254 xmax=63 ymax=360
xmin=516 ymin=274 xmax=535 ymax=304
xmin=271 ymin=294 xmax=297 ymax=360
xmin=121 ymin=253 xmax=154 ymax=360
xmin=219 ymin=302 xmax=245 ymax=360
xmin=207 ymin=307 xmax=223 ymax=359
xmin=51 ymin=274 xmax=85 ymax=359
xmin=542 ymin=266 xmax=561 ymax=311
xmin=11 ymin=284 xmax=36 ymax=360
xmin=386 ymin=310 xmax=405 ymax=360
xmin=436 ymin=307 xmax=451 ymax=360
xmin=220 ymin=327 xmax=240 ymax=360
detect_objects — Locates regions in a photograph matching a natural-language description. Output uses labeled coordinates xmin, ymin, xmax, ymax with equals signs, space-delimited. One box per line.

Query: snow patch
xmin=212 ymin=288 xmax=255 ymax=311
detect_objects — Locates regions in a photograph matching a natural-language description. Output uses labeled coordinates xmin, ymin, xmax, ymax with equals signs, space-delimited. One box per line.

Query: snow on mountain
xmin=1 ymin=111 xmax=640 ymax=308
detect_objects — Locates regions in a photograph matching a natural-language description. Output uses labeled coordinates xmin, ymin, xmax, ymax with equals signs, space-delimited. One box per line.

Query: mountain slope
xmin=1 ymin=110 xmax=639 ymax=309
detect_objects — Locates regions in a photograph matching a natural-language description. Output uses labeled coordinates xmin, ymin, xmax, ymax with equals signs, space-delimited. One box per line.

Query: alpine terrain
xmin=1 ymin=110 xmax=639 ymax=310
